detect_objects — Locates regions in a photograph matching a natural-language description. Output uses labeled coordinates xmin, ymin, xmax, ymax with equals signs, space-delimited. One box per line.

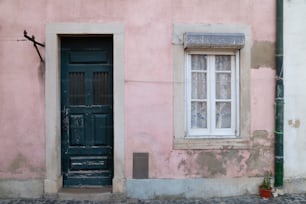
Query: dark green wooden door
xmin=61 ymin=37 xmax=113 ymax=187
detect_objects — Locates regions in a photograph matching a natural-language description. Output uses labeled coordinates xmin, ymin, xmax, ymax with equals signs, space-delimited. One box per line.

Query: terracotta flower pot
xmin=259 ymin=188 xmax=272 ymax=199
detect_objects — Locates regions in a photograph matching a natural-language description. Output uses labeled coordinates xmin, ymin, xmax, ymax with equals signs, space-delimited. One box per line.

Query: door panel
xmin=61 ymin=37 xmax=113 ymax=187
xmin=70 ymin=156 xmax=109 ymax=170
xmin=93 ymin=114 xmax=112 ymax=145
xmin=69 ymin=114 xmax=85 ymax=146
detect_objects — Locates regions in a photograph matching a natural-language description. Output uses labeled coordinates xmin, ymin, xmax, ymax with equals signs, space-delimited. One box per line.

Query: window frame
xmin=185 ymin=50 xmax=240 ymax=138
xmin=173 ymin=24 xmax=251 ymax=150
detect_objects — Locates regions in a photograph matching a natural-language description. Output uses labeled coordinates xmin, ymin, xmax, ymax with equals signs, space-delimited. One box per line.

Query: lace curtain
xmin=190 ymin=55 xmax=232 ymax=129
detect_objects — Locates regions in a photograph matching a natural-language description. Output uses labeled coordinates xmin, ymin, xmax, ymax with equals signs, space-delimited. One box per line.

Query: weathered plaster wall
xmin=126 ymin=0 xmax=276 ymax=179
xmin=0 ymin=1 xmax=45 ymax=180
xmin=0 ymin=0 xmax=276 ymax=193
xmin=284 ymin=0 xmax=306 ymax=180
xmin=251 ymin=41 xmax=276 ymax=68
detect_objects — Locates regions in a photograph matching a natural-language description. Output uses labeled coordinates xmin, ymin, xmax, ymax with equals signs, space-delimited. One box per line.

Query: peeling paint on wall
xmin=251 ymin=41 xmax=275 ymax=69
xmin=288 ymin=119 xmax=300 ymax=128
xmin=246 ymin=130 xmax=273 ymax=175
xmin=196 ymin=152 xmax=225 ymax=176
xmin=252 ymin=130 xmax=272 ymax=147
xmin=8 ymin=153 xmax=27 ymax=173
xmin=174 ymin=150 xmax=254 ymax=178
xmin=246 ymin=148 xmax=273 ymax=175
xmin=6 ymin=153 xmax=44 ymax=176
xmin=253 ymin=130 xmax=269 ymax=138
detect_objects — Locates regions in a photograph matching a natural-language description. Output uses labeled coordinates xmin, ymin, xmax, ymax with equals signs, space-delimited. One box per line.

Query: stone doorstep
xmin=47 ymin=187 xmax=126 ymax=201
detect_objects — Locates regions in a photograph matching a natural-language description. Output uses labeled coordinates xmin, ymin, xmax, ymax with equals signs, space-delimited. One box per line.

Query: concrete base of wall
xmin=126 ymin=178 xmax=263 ymax=199
xmin=2 ymin=178 xmax=305 ymax=199
xmin=0 ymin=179 xmax=43 ymax=198
xmin=284 ymin=178 xmax=306 ymax=194
xmin=44 ymin=176 xmax=63 ymax=194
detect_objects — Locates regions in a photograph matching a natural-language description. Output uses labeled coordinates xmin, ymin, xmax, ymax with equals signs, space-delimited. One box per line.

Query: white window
xmin=186 ymin=51 xmax=239 ymax=138
xmin=173 ymin=24 xmax=251 ymax=149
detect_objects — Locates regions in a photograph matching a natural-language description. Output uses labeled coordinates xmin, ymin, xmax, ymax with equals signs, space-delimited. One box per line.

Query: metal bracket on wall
xmin=23 ymin=30 xmax=45 ymax=62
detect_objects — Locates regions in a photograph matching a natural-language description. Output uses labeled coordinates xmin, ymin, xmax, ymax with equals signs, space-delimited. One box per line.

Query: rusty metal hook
xmin=23 ymin=30 xmax=45 ymax=62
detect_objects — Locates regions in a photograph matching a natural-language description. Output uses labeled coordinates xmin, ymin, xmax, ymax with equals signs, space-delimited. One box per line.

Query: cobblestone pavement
xmin=2 ymin=194 xmax=306 ymax=204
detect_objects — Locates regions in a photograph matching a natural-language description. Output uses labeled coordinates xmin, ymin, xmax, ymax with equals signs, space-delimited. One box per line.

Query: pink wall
xmin=125 ymin=0 xmax=276 ymax=179
xmin=0 ymin=0 xmax=276 ymax=180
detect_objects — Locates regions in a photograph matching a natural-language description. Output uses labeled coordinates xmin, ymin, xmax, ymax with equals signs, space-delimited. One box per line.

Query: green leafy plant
xmin=260 ymin=171 xmax=272 ymax=190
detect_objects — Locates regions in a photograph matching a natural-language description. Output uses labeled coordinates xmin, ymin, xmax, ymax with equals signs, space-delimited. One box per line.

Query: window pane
xmin=192 ymin=72 xmax=207 ymax=99
xmin=191 ymin=55 xmax=207 ymax=70
xmin=216 ymin=55 xmax=231 ymax=71
xmin=216 ymin=102 xmax=231 ymax=128
xmin=216 ymin=73 xmax=231 ymax=99
xmin=191 ymin=102 xmax=207 ymax=128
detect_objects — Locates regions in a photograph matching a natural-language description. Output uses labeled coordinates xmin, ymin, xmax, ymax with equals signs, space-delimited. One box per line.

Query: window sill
xmin=173 ymin=138 xmax=250 ymax=150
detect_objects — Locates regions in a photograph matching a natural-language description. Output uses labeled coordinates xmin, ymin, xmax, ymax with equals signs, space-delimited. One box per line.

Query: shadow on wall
xmin=38 ymin=61 xmax=45 ymax=96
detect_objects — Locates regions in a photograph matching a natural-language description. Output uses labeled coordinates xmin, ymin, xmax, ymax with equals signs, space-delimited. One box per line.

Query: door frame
xmin=44 ymin=23 xmax=125 ymax=194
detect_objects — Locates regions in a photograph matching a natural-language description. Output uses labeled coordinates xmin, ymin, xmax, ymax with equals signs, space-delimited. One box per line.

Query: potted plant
xmin=259 ymin=171 xmax=273 ymax=199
